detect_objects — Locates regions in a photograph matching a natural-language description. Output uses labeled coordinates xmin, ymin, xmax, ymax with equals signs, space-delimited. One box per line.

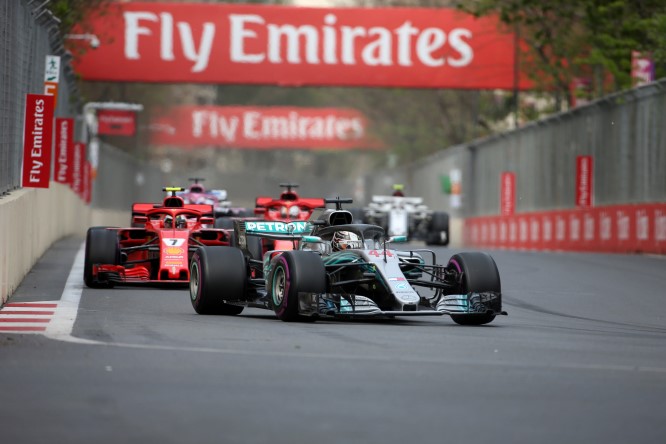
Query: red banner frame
xmin=22 ymin=94 xmax=55 ymax=189
xmin=98 ymin=110 xmax=136 ymax=136
xmin=54 ymin=117 xmax=74 ymax=184
xmin=150 ymin=106 xmax=382 ymax=150
xmin=73 ymin=3 xmax=531 ymax=90
xmin=500 ymin=171 xmax=515 ymax=216
xmin=576 ymin=155 xmax=593 ymax=208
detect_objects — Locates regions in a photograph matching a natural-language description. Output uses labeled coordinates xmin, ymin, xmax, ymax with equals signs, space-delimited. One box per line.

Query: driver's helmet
xmin=332 ymin=231 xmax=362 ymax=251
xmin=175 ymin=215 xmax=187 ymax=228
xmin=392 ymin=184 xmax=405 ymax=197
xmin=164 ymin=215 xmax=173 ymax=228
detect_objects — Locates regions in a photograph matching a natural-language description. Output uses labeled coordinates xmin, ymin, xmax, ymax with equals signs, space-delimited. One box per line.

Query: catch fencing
xmin=0 ymin=0 xmax=80 ymax=195
xmin=365 ymin=79 xmax=666 ymax=218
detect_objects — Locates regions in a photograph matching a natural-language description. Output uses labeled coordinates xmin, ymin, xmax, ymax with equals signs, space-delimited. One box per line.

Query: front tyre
xmin=190 ymin=246 xmax=246 ymax=315
xmin=426 ymin=212 xmax=449 ymax=246
xmin=268 ymin=251 xmax=326 ymax=322
xmin=84 ymin=227 xmax=119 ymax=288
xmin=447 ymin=252 xmax=501 ymax=326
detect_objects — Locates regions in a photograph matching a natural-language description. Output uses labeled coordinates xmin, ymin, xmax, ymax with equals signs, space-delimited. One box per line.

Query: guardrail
xmin=364 ymin=79 xmax=666 ymax=253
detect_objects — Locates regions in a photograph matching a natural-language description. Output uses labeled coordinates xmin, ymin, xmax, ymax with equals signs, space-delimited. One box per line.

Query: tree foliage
xmin=48 ymin=0 xmax=110 ymax=34
xmin=456 ymin=0 xmax=666 ymax=103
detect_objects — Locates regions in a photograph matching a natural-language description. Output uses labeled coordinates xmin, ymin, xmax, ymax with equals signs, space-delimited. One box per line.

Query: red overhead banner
xmin=54 ymin=117 xmax=74 ymax=184
xmin=21 ymin=94 xmax=55 ymax=189
xmin=74 ymin=3 xmax=530 ymax=90
xmin=150 ymin=106 xmax=381 ymax=150
xmin=98 ymin=109 xmax=136 ymax=136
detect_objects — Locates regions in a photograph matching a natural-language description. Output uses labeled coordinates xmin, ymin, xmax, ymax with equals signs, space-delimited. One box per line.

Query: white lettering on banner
xmin=570 ymin=215 xmax=580 ymax=241
xmin=29 ymin=99 xmax=46 ymax=184
xmin=556 ymin=216 xmax=565 ymax=241
xmin=530 ymin=219 xmax=539 ymax=242
xmin=100 ymin=114 xmax=134 ymax=125
xmin=600 ymin=212 xmax=611 ymax=240
xmin=584 ymin=214 xmax=594 ymax=241
xmin=57 ymin=120 xmax=69 ymax=182
xmin=120 ymin=10 xmax=481 ymax=72
xmin=191 ymin=110 xmax=365 ymax=142
xmin=519 ymin=219 xmax=528 ymax=242
xmin=509 ymin=221 xmax=517 ymax=242
xmin=636 ymin=210 xmax=648 ymax=241
xmin=617 ymin=211 xmax=629 ymax=241
xmin=543 ymin=217 xmax=552 ymax=242
xmin=192 ymin=111 xmax=239 ymax=142
xmin=656 ymin=210 xmax=666 ymax=241
xmin=124 ymin=11 xmax=215 ymax=72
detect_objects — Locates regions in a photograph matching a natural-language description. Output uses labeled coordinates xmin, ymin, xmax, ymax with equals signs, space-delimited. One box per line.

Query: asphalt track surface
xmin=1 ymin=236 xmax=665 ymax=444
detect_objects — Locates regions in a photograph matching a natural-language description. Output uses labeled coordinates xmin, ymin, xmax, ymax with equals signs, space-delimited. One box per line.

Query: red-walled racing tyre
xmin=268 ymin=251 xmax=326 ymax=322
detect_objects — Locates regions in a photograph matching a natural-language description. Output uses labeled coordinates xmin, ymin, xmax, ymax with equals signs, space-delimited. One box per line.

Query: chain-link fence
xmin=366 ymin=79 xmax=666 ymax=218
xmin=0 ymin=0 xmax=80 ymax=195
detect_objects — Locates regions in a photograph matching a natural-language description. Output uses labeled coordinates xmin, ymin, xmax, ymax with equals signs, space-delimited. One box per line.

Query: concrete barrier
xmin=0 ymin=183 xmax=128 ymax=305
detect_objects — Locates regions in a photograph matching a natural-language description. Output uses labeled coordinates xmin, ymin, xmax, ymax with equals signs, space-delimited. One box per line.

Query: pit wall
xmin=0 ymin=183 xmax=127 ymax=305
xmin=465 ymin=203 xmax=666 ymax=254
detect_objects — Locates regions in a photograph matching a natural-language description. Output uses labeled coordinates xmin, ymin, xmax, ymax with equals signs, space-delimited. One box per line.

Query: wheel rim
xmin=190 ymin=260 xmax=200 ymax=301
xmin=272 ymin=266 xmax=286 ymax=306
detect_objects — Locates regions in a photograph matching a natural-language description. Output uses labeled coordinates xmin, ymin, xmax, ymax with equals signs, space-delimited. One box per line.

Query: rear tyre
xmin=426 ymin=212 xmax=449 ymax=246
xmin=447 ymin=252 xmax=500 ymax=326
xmin=84 ymin=227 xmax=119 ymax=288
xmin=190 ymin=246 xmax=246 ymax=315
xmin=268 ymin=251 xmax=326 ymax=322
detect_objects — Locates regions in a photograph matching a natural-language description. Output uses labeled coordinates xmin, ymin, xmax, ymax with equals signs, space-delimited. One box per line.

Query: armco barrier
xmin=465 ymin=203 xmax=666 ymax=254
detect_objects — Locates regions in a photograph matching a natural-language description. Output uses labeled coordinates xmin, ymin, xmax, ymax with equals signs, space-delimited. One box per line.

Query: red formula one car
xmin=84 ymin=187 xmax=233 ymax=287
xmin=252 ymin=183 xmax=325 ymax=252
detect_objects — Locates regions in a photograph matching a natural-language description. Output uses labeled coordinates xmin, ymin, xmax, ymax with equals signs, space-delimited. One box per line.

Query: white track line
xmin=45 ymin=242 xmax=100 ymax=344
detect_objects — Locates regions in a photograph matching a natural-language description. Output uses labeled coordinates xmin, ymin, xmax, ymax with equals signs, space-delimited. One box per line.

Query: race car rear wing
xmin=254 ymin=197 xmax=326 ymax=209
xmin=131 ymin=203 xmax=215 ymax=218
xmin=370 ymin=195 xmax=424 ymax=205
xmin=234 ymin=219 xmax=312 ymax=256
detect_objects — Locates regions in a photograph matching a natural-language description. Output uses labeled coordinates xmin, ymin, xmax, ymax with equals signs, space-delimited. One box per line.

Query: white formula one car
xmin=362 ymin=195 xmax=449 ymax=246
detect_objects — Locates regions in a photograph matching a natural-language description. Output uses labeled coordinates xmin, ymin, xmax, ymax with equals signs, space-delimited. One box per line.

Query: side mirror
xmin=387 ymin=235 xmax=407 ymax=243
xmin=200 ymin=217 xmax=214 ymax=225
xmin=254 ymin=207 xmax=266 ymax=215
xmin=132 ymin=216 xmax=148 ymax=225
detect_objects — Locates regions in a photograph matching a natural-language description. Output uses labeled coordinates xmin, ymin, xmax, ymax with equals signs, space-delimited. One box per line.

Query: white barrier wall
xmin=0 ymin=183 xmax=128 ymax=305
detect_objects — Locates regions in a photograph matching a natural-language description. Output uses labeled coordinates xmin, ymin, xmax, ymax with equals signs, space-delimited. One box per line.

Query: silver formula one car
xmin=362 ymin=195 xmax=449 ymax=246
xmin=188 ymin=199 xmax=505 ymax=325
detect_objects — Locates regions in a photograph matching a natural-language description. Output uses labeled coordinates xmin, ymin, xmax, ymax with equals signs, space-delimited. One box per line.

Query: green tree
xmin=456 ymin=0 xmax=666 ymax=104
